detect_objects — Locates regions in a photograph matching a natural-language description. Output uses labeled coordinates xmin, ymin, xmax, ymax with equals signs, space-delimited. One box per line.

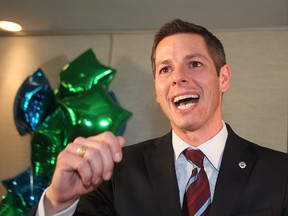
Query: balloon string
xmin=108 ymin=33 xmax=114 ymax=67
xmin=30 ymin=167 xmax=34 ymax=200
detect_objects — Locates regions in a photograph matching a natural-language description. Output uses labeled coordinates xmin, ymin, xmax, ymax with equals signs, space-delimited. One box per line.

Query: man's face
xmin=154 ymin=33 xmax=230 ymax=137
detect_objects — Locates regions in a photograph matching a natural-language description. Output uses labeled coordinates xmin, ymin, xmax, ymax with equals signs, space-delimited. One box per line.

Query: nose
xmin=172 ymin=68 xmax=189 ymax=86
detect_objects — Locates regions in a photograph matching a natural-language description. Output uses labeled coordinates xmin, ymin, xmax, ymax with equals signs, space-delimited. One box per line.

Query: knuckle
xmin=102 ymin=131 xmax=114 ymax=137
xmin=101 ymin=131 xmax=115 ymax=142
xmin=93 ymin=167 xmax=102 ymax=178
xmin=106 ymin=164 xmax=114 ymax=173
xmin=77 ymin=160 xmax=87 ymax=170
xmin=56 ymin=150 xmax=66 ymax=161
xmin=86 ymin=147 xmax=99 ymax=157
xmin=73 ymin=136 xmax=84 ymax=143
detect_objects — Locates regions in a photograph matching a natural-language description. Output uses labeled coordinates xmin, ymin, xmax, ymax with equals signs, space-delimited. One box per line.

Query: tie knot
xmin=184 ymin=149 xmax=205 ymax=168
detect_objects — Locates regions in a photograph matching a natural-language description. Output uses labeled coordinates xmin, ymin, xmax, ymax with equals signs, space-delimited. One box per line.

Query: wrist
xmin=44 ymin=187 xmax=78 ymax=216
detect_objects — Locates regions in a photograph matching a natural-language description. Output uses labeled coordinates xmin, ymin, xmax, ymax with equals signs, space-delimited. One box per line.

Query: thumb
xmin=117 ymin=136 xmax=125 ymax=147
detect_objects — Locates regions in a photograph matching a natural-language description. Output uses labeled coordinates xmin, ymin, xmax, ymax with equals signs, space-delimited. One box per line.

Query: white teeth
xmin=178 ymin=103 xmax=194 ymax=110
xmin=173 ymin=94 xmax=200 ymax=110
xmin=173 ymin=94 xmax=199 ymax=103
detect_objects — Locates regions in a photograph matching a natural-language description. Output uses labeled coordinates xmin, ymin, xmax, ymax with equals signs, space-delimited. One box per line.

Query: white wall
xmin=0 ymin=29 xmax=287 ymax=196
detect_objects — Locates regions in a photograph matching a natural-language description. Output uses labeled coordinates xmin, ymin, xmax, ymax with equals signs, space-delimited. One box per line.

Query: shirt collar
xmin=172 ymin=121 xmax=228 ymax=171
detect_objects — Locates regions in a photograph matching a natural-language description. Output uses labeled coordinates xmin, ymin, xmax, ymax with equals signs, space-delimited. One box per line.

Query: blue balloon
xmin=2 ymin=49 xmax=132 ymax=215
xmin=1 ymin=167 xmax=48 ymax=215
xmin=13 ymin=69 xmax=55 ymax=135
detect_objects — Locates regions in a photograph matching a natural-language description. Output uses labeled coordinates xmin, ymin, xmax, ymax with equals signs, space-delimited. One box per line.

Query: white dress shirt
xmin=173 ymin=121 xmax=228 ymax=206
xmin=37 ymin=122 xmax=228 ymax=215
xmin=36 ymin=191 xmax=78 ymax=216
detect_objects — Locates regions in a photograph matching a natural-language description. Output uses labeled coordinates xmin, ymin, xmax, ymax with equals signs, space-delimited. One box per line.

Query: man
xmin=33 ymin=19 xmax=288 ymax=216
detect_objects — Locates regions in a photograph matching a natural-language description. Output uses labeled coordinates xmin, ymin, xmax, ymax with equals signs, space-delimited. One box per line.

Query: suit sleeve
xmin=73 ymin=180 xmax=116 ymax=216
xmin=282 ymin=167 xmax=288 ymax=215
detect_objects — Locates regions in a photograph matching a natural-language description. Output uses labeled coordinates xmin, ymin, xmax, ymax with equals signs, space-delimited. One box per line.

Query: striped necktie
xmin=182 ymin=149 xmax=211 ymax=216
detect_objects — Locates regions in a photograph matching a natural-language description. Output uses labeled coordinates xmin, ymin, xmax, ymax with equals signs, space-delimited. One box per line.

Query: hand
xmin=44 ymin=131 xmax=124 ymax=215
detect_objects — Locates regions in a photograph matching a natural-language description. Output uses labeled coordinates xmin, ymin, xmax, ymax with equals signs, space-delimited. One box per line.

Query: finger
xmin=101 ymin=132 xmax=124 ymax=162
xmin=73 ymin=136 xmax=116 ymax=181
xmin=66 ymin=140 xmax=106 ymax=184
xmin=82 ymin=138 xmax=115 ymax=181
xmin=89 ymin=132 xmax=124 ymax=163
xmin=56 ymin=148 xmax=93 ymax=187
xmin=71 ymin=132 xmax=124 ymax=182
xmin=117 ymin=136 xmax=125 ymax=147
xmin=82 ymin=141 xmax=113 ymax=182
xmin=88 ymin=154 xmax=103 ymax=185
xmin=113 ymin=136 xmax=125 ymax=162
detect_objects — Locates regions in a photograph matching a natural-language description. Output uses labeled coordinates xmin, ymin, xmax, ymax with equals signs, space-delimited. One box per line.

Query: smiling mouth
xmin=173 ymin=94 xmax=200 ymax=110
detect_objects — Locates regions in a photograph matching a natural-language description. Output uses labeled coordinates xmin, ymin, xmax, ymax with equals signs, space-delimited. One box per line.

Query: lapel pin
xmin=238 ymin=161 xmax=247 ymax=169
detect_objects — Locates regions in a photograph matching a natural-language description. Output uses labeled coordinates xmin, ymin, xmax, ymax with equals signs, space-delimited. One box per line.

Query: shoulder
xmin=113 ymin=132 xmax=173 ymax=176
xmin=226 ymin=123 xmax=288 ymax=165
xmin=248 ymin=141 xmax=288 ymax=166
xmin=115 ymin=132 xmax=173 ymax=167
xmin=122 ymin=132 xmax=172 ymax=154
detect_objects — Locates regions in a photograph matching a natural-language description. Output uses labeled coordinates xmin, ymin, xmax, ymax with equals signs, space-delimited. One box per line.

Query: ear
xmin=156 ymin=95 xmax=160 ymax=103
xmin=219 ymin=64 xmax=231 ymax=93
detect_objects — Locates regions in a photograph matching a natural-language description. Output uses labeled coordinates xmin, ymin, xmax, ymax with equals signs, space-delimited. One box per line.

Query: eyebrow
xmin=155 ymin=59 xmax=171 ymax=69
xmin=155 ymin=53 xmax=208 ymax=69
xmin=184 ymin=53 xmax=208 ymax=61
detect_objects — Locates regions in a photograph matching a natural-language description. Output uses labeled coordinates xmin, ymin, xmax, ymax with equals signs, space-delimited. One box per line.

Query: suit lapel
xmin=143 ymin=132 xmax=182 ymax=216
xmin=209 ymin=125 xmax=258 ymax=216
xmin=141 ymin=125 xmax=258 ymax=216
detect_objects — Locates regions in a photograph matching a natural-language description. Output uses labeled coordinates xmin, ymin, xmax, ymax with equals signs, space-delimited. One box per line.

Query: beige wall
xmin=0 ymin=29 xmax=287 ymax=196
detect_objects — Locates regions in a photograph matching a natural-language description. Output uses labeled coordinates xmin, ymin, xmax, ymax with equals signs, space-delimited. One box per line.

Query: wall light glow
xmin=0 ymin=20 xmax=22 ymax=32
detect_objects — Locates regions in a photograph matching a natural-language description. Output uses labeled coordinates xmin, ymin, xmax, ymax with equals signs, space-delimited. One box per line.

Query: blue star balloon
xmin=0 ymin=167 xmax=48 ymax=216
xmin=13 ymin=69 xmax=55 ymax=136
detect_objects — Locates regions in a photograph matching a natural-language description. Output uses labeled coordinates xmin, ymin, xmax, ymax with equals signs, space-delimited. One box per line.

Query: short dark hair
xmin=151 ymin=19 xmax=226 ymax=77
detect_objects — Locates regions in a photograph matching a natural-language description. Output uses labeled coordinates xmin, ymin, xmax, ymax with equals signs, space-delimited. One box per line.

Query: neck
xmin=172 ymin=120 xmax=223 ymax=147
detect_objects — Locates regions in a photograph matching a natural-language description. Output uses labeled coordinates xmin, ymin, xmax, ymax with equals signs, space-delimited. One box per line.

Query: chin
xmin=173 ymin=122 xmax=198 ymax=132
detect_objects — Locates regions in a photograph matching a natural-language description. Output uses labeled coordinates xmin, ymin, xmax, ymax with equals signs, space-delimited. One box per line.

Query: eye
xmin=159 ymin=66 xmax=173 ymax=74
xmin=189 ymin=61 xmax=202 ymax=68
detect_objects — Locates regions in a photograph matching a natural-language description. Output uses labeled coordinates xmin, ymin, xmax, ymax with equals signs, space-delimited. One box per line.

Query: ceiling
xmin=0 ymin=0 xmax=288 ymax=35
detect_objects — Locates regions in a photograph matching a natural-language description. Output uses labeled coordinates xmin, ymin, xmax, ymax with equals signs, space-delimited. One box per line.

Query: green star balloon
xmin=30 ymin=107 xmax=68 ymax=177
xmin=59 ymin=48 xmax=115 ymax=98
xmin=1 ymin=49 xmax=132 ymax=215
xmin=31 ymin=49 xmax=132 ymax=179
xmin=59 ymin=83 xmax=131 ymax=138
xmin=31 ymin=83 xmax=132 ymax=178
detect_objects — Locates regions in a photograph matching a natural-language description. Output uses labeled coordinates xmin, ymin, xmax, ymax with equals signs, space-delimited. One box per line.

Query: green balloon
xmin=31 ymin=84 xmax=132 ymax=179
xmin=30 ymin=49 xmax=132 ymax=180
xmin=0 ymin=49 xmax=132 ymax=215
xmin=0 ymin=191 xmax=26 ymax=216
xmin=59 ymin=83 xmax=132 ymax=138
xmin=59 ymin=49 xmax=115 ymax=98
xmin=31 ymin=108 xmax=68 ymax=178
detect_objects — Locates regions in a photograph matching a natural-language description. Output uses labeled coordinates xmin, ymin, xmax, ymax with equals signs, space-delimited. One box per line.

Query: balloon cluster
xmin=0 ymin=49 xmax=132 ymax=215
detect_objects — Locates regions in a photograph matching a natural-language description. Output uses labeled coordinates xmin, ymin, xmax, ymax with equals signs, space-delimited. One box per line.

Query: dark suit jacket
xmin=29 ymin=124 xmax=288 ymax=216
xmin=74 ymin=125 xmax=288 ymax=216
